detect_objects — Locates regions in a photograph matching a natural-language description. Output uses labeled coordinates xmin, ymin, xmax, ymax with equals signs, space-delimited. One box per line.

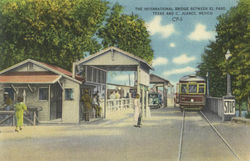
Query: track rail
xmin=200 ymin=111 xmax=241 ymax=161
xmin=178 ymin=110 xmax=185 ymax=161
xmin=177 ymin=110 xmax=241 ymax=161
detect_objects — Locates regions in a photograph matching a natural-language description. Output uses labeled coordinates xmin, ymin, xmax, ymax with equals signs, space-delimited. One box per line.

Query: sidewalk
xmin=232 ymin=117 xmax=250 ymax=125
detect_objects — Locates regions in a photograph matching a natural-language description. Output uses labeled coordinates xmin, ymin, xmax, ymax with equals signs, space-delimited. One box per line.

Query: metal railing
xmin=107 ymin=98 xmax=134 ymax=113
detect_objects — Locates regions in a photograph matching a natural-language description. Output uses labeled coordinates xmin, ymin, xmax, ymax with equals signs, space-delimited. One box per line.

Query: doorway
xmin=50 ymin=83 xmax=62 ymax=120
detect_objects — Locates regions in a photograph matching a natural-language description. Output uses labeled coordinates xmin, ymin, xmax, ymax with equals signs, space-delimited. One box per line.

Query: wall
xmin=62 ymin=78 xmax=80 ymax=123
xmin=205 ymin=96 xmax=224 ymax=120
xmin=84 ymin=51 xmax=139 ymax=66
xmin=139 ymin=68 xmax=150 ymax=86
xmin=0 ymin=84 xmax=50 ymax=121
xmin=15 ymin=63 xmax=47 ymax=72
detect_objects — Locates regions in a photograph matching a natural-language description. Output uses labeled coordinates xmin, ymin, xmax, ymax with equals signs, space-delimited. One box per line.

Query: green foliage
xmin=0 ymin=0 xmax=108 ymax=71
xmin=197 ymin=0 xmax=250 ymax=104
xmin=197 ymin=42 xmax=227 ymax=97
xmin=98 ymin=3 xmax=154 ymax=64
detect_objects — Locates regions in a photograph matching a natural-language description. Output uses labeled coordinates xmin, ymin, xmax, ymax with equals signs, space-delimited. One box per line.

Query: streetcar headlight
xmin=191 ymin=99 xmax=194 ymax=102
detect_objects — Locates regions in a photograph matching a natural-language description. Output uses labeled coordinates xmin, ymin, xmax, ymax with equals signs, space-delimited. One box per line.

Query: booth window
xmin=39 ymin=88 xmax=48 ymax=100
xmin=65 ymin=88 xmax=74 ymax=100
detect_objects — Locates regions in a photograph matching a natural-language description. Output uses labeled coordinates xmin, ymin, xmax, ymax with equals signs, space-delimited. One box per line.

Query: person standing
xmin=115 ymin=91 xmax=120 ymax=99
xmin=92 ymin=94 xmax=99 ymax=117
xmin=14 ymin=97 xmax=27 ymax=132
xmin=82 ymin=89 xmax=92 ymax=121
xmin=134 ymin=93 xmax=142 ymax=128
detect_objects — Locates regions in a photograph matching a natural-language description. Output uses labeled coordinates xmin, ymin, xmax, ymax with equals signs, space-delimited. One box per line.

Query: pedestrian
xmin=14 ymin=97 xmax=27 ymax=132
xmin=92 ymin=94 xmax=99 ymax=117
xmin=134 ymin=93 xmax=142 ymax=128
xmin=82 ymin=89 xmax=92 ymax=121
xmin=115 ymin=91 xmax=120 ymax=99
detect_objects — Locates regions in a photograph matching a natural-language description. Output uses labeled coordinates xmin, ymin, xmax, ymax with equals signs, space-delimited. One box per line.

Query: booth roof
xmin=0 ymin=72 xmax=61 ymax=84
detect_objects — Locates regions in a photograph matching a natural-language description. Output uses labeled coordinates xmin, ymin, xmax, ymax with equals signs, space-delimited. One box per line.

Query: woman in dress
xmin=14 ymin=97 xmax=27 ymax=132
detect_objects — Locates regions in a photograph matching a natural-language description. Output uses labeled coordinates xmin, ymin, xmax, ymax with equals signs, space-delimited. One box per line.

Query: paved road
xmin=0 ymin=108 xmax=249 ymax=161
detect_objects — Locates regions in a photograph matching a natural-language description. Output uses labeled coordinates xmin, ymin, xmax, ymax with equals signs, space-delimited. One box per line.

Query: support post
xmin=72 ymin=63 xmax=76 ymax=79
xmin=226 ymin=73 xmax=232 ymax=96
xmin=104 ymin=73 xmax=107 ymax=119
xmin=33 ymin=111 xmax=36 ymax=126
xmin=142 ymin=87 xmax=145 ymax=117
xmin=13 ymin=114 xmax=15 ymax=126
xmin=136 ymin=65 xmax=140 ymax=94
xmin=145 ymin=90 xmax=151 ymax=118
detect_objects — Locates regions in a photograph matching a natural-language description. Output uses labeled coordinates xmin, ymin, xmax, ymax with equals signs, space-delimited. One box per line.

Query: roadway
xmin=0 ymin=107 xmax=249 ymax=161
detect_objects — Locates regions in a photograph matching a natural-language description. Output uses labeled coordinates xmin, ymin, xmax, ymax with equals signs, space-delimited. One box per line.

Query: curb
xmin=231 ymin=117 xmax=250 ymax=125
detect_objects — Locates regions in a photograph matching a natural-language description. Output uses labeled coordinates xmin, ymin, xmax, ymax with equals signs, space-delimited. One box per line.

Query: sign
xmin=223 ymin=97 xmax=235 ymax=115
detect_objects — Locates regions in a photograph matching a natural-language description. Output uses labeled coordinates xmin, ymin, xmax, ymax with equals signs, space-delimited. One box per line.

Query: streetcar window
xmin=199 ymin=84 xmax=205 ymax=93
xmin=181 ymin=84 xmax=188 ymax=93
xmin=189 ymin=84 xmax=197 ymax=93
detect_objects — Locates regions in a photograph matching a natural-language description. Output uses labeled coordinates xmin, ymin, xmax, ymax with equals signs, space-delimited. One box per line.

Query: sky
xmin=106 ymin=0 xmax=238 ymax=87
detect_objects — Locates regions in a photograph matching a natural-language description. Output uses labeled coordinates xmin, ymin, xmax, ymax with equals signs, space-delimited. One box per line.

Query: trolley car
xmin=175 ymin=75 xmax=206 ymax=110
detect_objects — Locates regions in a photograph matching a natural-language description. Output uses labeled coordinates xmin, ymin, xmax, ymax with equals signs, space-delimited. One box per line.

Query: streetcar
xmin=175 ymin=75 xmax=206 ymax=110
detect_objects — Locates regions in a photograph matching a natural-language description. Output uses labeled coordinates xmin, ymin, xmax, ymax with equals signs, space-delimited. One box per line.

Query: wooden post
xmin=137 ymin=66 xmax=140 ymax=94
xmin=142 ymin=87 xmax=145 ymax=117
xmin=33 ymin=111 xmax=36 ymax=126
xmin=13 ymin=114 xmax=15 ymax=126
xmin=104 ymin=72 xmax=107 ymax=118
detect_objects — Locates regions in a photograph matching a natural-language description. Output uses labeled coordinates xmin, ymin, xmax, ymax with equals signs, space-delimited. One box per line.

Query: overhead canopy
xmin=150 ymin=74 xmax=170 ymax=85
xmin=75 ymin=47 xmax=152 ymax=72
xmin=0 ymin=72 xmax=61 ymax=84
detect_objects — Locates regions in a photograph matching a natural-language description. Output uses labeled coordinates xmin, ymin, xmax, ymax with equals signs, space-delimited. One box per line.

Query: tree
xmin=0 ymin=0 xmax=108 ymax=71
xmin=98 ymin=3 xmax=154 ymax=64
xmin=197 ymin=0 xmax=250 ymax=115
xmin=197 ymin=41 xmax=226 ymax=97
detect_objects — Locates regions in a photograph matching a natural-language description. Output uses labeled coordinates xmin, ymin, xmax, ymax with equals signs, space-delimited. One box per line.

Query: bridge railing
xmin=205 ymin=96 xmax=224 ymax=119
xmin=206 ymin=96 xmax=236 ymax=121
xmin=107 ymin=98 xmax=134 ymax=113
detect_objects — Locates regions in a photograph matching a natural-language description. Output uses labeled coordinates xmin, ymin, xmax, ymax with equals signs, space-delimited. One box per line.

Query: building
xmin=73 ymin=46 xmax=152 ymax=118
xmin=0 ymin=59 xmax=82 ymax=123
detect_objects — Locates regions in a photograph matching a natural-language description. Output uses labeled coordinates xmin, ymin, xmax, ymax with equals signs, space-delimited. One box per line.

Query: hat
xmin=4 ymin=92 xmax=8 ymax=95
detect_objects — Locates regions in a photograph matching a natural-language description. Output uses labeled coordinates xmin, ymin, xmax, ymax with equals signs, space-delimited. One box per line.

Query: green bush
xmin=236 ymin=101 xmax=247 ymax=110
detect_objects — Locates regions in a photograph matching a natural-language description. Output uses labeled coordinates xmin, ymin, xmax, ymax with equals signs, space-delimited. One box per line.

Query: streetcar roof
xmin=179 ymin=75 xmax=205 ymax=82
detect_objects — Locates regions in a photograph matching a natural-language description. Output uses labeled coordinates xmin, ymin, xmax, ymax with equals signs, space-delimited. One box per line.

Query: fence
xmin=107 ymin=98 xmax=134 ymax=113
xmin=0 ymin=106 xmax=40 ymax=126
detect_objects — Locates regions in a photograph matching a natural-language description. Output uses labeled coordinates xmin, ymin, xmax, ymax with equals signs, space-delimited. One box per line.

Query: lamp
xmin=225 ymin=50 xmax=232 ymax=96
